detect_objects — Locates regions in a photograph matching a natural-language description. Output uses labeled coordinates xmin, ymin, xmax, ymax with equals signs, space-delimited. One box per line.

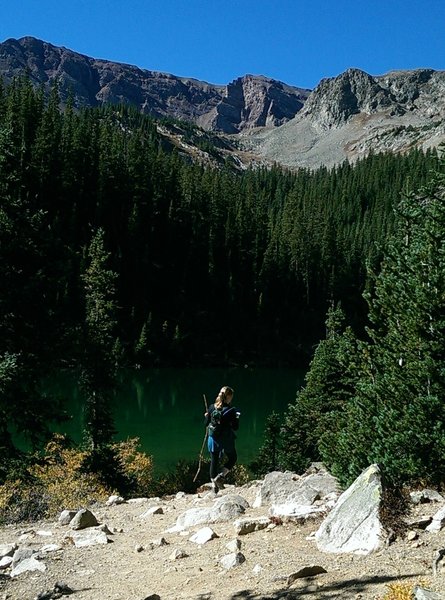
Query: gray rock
xmin=220 ymin=552 xmax=246 ymax=569
xmin=96 ymin=524 xmax=114 ymax=535
xmin=140 ymin=506 xmax=164 ymax=517
xmin=212 ymin=494 xmax=249 ymax=521
xmin=58 ymin=510 xmax=77 ymax=526
xmin=66 ymin=528 xmax=110 ymax=547
xmin=106 ymin=495 xmax=125 ymax=506
xmin=411 ymin=489 xmax=445 ymax=504
xmin=287 ymin=565 xmax=327 ymax=585
xmin=35 ymin=581 xmax=74 ymax=600
xmin=226 ymin=539 xmax=242 ymax=552
xmin=315 ymin=464 xmax=383 ymax=555
xmin=150 ymin=537 xmax=168 ymax=547
xmin=189 ymin=527 xmax=218 ymax=545
xmin=254 ymin=469 xmax=339 ymax=508
xmin=169 ymin=548 xmax=188 ymax=560
xmin=269 ymin=503 xmax=326 ymax=520
xmin=11 ymin=547 xmax=35 ymax=568
xmin=426 ymin=506 xmax=445 ymax=533
xmin=0 ymin=556 xmax=13 ymax=569
xmin=406 ymin=515 xmax=432 ymax=529
xmin=10 ymin=556 xmax=46 ymax=577
xmin=172 ymin=507 xmax=214 ymax=530
xmin=39 ymin=544 xmax=62 ymax=553
xmin=70 ymin=508 xmax=99 ymax=530
xmin=0 ymin=543 xmax=16 ymax=558
xmin=172 ymin=494 xmax=248 ymax=530
xmin=234 ymin=517 xmax=271 ymax=535
xmin=414 ymin=587 xmax=443 ymax=600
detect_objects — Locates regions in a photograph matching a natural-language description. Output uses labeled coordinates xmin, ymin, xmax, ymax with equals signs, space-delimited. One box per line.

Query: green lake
xmin=49 ymin=367 xmax=305 ymax=472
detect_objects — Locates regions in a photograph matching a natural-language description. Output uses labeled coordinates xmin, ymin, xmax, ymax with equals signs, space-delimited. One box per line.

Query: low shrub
xmin=0 ymin=434 xmax=155 ymax=524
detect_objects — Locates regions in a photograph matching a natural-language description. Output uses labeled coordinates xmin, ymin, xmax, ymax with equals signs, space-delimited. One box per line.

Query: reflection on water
xmin=50 ymin=367 xmax=304 ymax=472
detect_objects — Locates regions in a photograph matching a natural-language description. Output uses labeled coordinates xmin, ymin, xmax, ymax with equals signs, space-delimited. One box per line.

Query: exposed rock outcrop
xmin=0 ymin=37 xmax=308 ymax=134
xmin=199 ymin=75 xmax=309 ymax=133
xmin=249 ymin=67 xmax=445 ymax=168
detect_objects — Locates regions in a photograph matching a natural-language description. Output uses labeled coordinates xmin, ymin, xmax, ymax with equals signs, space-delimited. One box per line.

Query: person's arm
xmin=229 ymin=407 xmax=240 ymax=431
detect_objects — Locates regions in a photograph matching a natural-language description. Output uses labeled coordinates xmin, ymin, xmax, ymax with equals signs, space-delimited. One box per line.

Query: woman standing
xmin=205 ymin=386 xmax=240 ymax=492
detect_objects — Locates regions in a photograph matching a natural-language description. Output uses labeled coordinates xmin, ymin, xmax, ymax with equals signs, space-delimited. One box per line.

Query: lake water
xmin=50 ymin=367 xmax=305 ymax=472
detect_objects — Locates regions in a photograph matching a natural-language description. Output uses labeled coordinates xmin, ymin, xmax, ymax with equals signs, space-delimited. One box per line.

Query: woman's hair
xmin=214 ymin=386 xmax=234 ymax=409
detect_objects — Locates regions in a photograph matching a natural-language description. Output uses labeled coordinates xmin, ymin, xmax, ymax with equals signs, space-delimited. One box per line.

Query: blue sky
xmin=2 ymin=0 xmax=444 ymax=89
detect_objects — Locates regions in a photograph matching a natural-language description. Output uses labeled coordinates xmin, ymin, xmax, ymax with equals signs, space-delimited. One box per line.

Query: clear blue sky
xmin=2 ymin=0 xmax=444 ymax=89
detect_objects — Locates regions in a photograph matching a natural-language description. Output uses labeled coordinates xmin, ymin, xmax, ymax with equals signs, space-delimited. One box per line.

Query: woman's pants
xmin=210 ymin=448 xmax=237 ymax=479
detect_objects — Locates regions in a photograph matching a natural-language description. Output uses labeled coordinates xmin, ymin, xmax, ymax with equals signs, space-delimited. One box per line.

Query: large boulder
xmin=171 ymin=494 xmax=249 ymax=531
xmin=254 ymin=467 xmax=339 ymax=508
xmin=315 ymin=464 xmax=383 ymax=555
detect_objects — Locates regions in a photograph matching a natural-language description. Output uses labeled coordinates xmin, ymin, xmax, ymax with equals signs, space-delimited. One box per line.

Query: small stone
xmin=106 ymin=495 xmax=125 ymax=506
xmin=189 ymin=527 xmax=218 ymax=545
xmin=406 ymin=530 xmax=418 ymax=541
xmin=287 ymin=565 xmax=327 ymax=586
xmin=11 ymin=556 xmax=46 ymax=577
xmin=169 ymin=548 xmax=188 ymax=560
xmin=135 ymin=545 xmax=144 ymax=553
xmin=0 ymin=556 xmax=13 ymax=569
xmin=58 ymin=510 xmax=77 ymax=526
xmin=226 ymin=539 xmax=242 ymax=552
xmin=151 ymin=537 xmax=169 ymax=547
xmin=0 ymin=544 xmax=16 ymax=559
xmin=140 ymin=506 xmax=164 ymax=517
xmin=220 ymin=552 xmax=246 ymax=569
xmin=70 ymin=508 xmax=99 ymax=530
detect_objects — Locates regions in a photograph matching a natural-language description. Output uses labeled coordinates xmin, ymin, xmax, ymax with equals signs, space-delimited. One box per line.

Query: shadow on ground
xmin=226 ymin=572 xmax=424 ymax=599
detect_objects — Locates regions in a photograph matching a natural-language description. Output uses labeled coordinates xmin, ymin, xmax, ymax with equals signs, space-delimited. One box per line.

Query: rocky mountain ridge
xmin=1 ymin=37 xmax=445 ymax=168
xmin=248 ymin=67 xmax=445 ymax=167
xmin=0 ymin=37 xmax=309 ymax=134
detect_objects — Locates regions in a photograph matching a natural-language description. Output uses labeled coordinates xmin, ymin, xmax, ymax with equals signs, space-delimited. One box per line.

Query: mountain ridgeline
xmin=1 ymin=37 xmax=445 ymax=168
xmin=0 ymin=36 xmax=309 ymax=134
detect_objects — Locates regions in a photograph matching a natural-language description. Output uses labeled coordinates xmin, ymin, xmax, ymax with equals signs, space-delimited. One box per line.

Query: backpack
xmin=208 ymin=406 xmax=223 ymax=436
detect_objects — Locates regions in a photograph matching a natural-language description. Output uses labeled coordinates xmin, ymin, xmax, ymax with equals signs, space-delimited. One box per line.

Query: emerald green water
xmin=49 ymin=368 xmax=304 ymax=472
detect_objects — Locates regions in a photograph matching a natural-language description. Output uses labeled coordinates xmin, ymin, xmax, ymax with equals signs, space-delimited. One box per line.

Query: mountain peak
xmin=0 ymin=37 xmax=308 ymax=134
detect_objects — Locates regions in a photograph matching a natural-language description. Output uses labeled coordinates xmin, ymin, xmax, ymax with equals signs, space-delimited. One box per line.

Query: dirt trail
xmin=0 ymin=482 xmax=444 ymax=600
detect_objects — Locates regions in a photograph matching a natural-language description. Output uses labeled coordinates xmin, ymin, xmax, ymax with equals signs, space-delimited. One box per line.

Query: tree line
xmin=254 ymin=157 xmax=445 ymax=487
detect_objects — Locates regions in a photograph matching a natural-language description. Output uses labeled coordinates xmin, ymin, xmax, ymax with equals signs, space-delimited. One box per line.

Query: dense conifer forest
xmin=1 ymin=77 xmax=444 ymax=502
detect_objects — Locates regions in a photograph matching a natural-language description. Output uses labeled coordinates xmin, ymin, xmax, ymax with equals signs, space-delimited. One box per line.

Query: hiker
xmin=205 ymin=385 xmax=240 ymax=491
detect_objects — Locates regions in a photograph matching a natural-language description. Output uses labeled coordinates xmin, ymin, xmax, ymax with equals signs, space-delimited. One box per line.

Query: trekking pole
xmin=193 ymin=394 xmax=208 ymax=482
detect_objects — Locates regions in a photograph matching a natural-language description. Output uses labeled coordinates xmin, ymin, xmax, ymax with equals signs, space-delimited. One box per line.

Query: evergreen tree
xmin=250 ymin=411 xmax=282 ymax=477
xmin=321 ymin=157 xmax=445 ymax=486
xmin=80 ymin=228 xmax=119 ymax=449
xmin=279 ymin=305 xmax=355 ymax=472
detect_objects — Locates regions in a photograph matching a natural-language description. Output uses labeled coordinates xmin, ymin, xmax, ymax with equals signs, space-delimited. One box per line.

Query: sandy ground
xmin=1 ymin=482 xmax=445 ymax=600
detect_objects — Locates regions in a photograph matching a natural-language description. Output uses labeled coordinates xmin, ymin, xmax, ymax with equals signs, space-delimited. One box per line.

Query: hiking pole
xmin=193 ymin=394 xmax=208 ymax=483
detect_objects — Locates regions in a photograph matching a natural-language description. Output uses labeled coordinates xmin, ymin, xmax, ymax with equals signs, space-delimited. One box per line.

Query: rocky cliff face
xmin=199 ymin=75 xmax=309 ymax=133
xmin=300 ymin=67 xmax=445 ymax=131
xmin=0 ymin=37 xmax=308 ymax=133
xmin=247 ymin=67 xmax=445 ymax=168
